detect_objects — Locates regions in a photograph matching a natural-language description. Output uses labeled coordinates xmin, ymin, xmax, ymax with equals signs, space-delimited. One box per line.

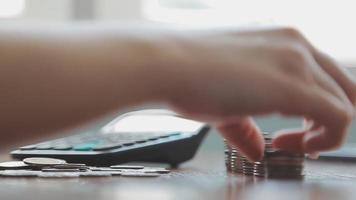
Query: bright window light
xmin=143 ymin=0 xmax=356 ymax=63
xmin=0 ymin=0 xmax=25 ymax=18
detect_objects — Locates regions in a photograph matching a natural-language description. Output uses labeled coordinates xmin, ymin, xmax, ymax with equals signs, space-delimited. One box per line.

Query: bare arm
xmin=0 ymin=25 xmax=355 ymax=160
xmin=0 ymin=25 xmax=170 ymax=147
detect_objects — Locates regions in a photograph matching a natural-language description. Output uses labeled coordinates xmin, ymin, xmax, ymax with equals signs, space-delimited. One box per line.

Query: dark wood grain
xmin=0 ymin=150 xmax=356 ymax=200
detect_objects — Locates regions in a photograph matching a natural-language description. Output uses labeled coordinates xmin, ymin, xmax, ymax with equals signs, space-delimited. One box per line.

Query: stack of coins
xmin=253 ymin=133 xmax=273 ymax=177
xmin=223 ymin=133 xmax=305 ymax=179
xmin=241 ymin=155 xmax=254 ymax=175
xmin=265 ymin=150 xmax=304 ymax=179
xmin=223 ymin=141 xmax=232 ymax=172
xmin=223 ymin=140 xmax=243 ymax=174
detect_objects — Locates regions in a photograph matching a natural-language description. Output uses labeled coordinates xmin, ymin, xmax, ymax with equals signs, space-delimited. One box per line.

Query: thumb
xmin=216 ymin=117 xmax=264 ymax=161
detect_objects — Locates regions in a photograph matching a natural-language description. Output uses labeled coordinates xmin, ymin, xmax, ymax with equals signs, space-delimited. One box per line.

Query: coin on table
xmin=42 ymin=168 xmax=81 ymax=172
xmin=23 ymin=157 xmax=67 ymax=166
xmin=110 ymin=165 xmax=144 ymax=169
xmin=140 ymin=168 xmax=170 ymax=174
xmin=121 ymin=171 xmax=160 ymax=177
xmin=0 ymin=170 xmax=39 ymax=177
xmin=38 ymin=172 xmax=80 ymax=178
xmin=90 ymin=167 xmax=122 ymax=172
xmin=0 ymin=161 xmax=30 ymax=169
xmin=52 ymin=163 xmax=89 ymax=170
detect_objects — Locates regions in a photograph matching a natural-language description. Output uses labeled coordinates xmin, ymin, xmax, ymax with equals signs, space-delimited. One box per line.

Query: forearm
xmin=0 ymin=25 xmax=172 ymax=147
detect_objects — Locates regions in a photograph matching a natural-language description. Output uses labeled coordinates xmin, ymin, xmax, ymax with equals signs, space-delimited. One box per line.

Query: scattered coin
xmin=53 ymin=163 xmax=86 ymax=168
xmin=23 ymin=157 xmax=66 ymax=166
xmin=0 ymin=170 xmax=39 ymax=177
xmin=110 ymin=165 xmax=144 ymax=169
xmin=90 ymin=167 xmax=123 ymax=172
xmin=38 ymin=172 xmax=80 ymax=178
xmin=121 ymin=172 xmax=160 ymax=177
xmin=42 ymin=168 xmax=81 ymax=172
xmin=52 ymin=164 xmax=89 ymax=171
xmin=139 ymin=168 xmax=170 ymax=174
xmin=0 ymin=157 xmax=168 ymax=179
xmin=0 ymin=161 xmax=30 ymax=169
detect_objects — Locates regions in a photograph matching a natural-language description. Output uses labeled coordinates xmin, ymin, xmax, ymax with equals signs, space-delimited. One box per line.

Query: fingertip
xmin=272 ymin=129 xmax=306 ymax=153
xmin=248 ymin=133 xmax=265 ymax=161
xmin=303 ymin=129 xmax=344 ymax=153
xmin=217 ymin=118 xmax=264 ymax=162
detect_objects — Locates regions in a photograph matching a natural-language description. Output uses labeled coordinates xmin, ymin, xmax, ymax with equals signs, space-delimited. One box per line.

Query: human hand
xmin=160 ymin=27 xmax=356 ymax=161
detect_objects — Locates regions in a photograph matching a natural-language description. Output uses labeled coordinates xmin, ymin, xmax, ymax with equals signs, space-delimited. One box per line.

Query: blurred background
xmin=0 ymin=0 xmax=355 ymax=152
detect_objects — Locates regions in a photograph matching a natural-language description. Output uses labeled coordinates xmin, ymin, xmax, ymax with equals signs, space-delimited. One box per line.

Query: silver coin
xmin=110 ymin=165 xmax=144 ymax=169
xmin=52 ymin=164 xmax=89 ymax=170
xmin=0 ymin=170 xmax=39 ymax=177
xmin=121 ymin=172 xmax=160 ymax=177
xmin=23 ymin=157 xmax=66 ymax=166
xmin=38 ymin=172 xmax=80 ymax=178
xmin=42 ymin=168 xmax=81 ymax=172
xmin=90 ymin=167 xmax=122 ymax=172
xmin=54 ymin=163 xmax=86 ymax=167
xmin=140 ymin=167 xmax=170 ymax=174
xmin=0 ymin=161 xmax=30 ymax=169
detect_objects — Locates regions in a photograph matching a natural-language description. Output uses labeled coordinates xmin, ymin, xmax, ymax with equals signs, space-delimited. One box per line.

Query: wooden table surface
xmin=0 ymin=149 xmax=356 ymax=200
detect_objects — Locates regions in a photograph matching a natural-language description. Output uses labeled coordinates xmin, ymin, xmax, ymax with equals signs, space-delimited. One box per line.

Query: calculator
xmin=11 ymin=109 xmax=210 ymax=168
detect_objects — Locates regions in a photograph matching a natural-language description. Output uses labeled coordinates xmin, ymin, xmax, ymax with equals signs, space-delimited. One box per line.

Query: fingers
xmin=304 ymin=118 xmax=322 ymax=131
xmin=293 ymin=30 xmax=356 ymax=106
xmin=304 ymin=53 xmax=351 ymax=107
xmin=217 ymin=117 xmax=264 ymax=161
xmin=312 ymin=51 xmax=356 ymax=106
xmin=272 ymin=128 xmax=306 ymax=153
xmin=277 ymin=84 xmax=353 ymax=153
xmin=264 ymin=27 xmax=356 ymax=106
xmin=298 ymin=56 xmax=354 ymax=152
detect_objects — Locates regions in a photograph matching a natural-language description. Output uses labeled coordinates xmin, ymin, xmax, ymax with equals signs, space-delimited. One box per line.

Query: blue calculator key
xmin=53 ymin=144 xmax=73 ymax=150
xmin=93 ymin=143 xmax=123 ymax=151
xmin=122 ymin=142 xmax=135 ymax=146
xmin=148 ymin=137 xmax=159 ymax=141
xmin=36 ymin=144 xmax=53 ymax=150
xmin=168 ymin=132 xmax=181 ymax=136
xmin=73 ymin=143 xmax=97 ymax=151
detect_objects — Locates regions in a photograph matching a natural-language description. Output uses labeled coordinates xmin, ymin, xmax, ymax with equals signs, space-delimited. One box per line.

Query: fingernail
xmin=307 ymin=152 xmax=320 ymax=160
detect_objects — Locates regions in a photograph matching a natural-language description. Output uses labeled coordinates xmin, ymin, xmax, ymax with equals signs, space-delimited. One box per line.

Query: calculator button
xmin=148 ymin=137 xmax=159 ymax=141
xmin=36 ymin=144 xmax=53 ymax=150
xmin=20 ymin=145 xmax=37 ymax=150
xmin=73 ymin=143 xmax=97 ymax=151
xmin=92 ymin=143 xmax=123 ymax=151
xmin=53 ymin=144 xmax=73 ymax=150
xmin=122 ymin=142 xmax=135 ymax=146
xmin=135 ymin=140 xmax=147 ymax=143
xmin=168 ymin=132 xmax=181 ymax=136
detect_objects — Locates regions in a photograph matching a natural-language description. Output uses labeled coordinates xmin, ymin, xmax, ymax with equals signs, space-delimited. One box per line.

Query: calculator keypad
xmin=19 ymin=132 xmax=183 ymax=152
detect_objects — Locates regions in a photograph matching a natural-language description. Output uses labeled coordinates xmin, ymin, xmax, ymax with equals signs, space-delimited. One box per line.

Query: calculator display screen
xmin=102 ymin=115 xmax=204 ymax=133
